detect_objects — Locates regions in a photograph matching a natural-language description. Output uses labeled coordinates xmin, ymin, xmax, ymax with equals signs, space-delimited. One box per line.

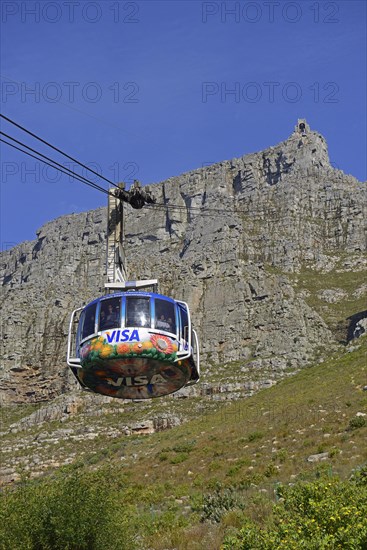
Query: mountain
xmin=1 ymin=119 xmax=366 ymax=405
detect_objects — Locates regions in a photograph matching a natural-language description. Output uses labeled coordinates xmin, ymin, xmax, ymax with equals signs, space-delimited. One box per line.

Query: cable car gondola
xmin=67 ymin=282 xmax=199 ymax=399
xmin=67 ymin=183 xmax=200 ymax=399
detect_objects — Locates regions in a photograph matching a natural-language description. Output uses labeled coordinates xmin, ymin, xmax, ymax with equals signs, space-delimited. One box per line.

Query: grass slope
xmin=1 ymin=338 xmax=366 ymax=549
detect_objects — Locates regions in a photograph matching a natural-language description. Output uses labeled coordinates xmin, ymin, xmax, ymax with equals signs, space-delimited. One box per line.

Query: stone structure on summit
xmin=1 ymin=121 xmax=366 ymax=403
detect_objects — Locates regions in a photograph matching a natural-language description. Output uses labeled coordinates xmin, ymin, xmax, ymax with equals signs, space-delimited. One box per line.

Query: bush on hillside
xmin=222 ymin=476 xmax=367 ymax=549
xmin=0 ymin=469 xmax=133 ymax=550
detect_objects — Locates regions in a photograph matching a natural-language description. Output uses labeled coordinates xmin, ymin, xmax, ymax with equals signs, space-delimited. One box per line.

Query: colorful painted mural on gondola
xmin=76 ymin=329 xmax=193 ymax=399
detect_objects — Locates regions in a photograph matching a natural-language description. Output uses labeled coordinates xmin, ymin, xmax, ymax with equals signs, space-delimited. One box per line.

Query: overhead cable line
xmin=0 ymin=131 xmax=113 ymax=195
xmin=0 ymin=113 xmax=118 ymax=188
xmin=0 ymin=138 xmax=111 ymax=196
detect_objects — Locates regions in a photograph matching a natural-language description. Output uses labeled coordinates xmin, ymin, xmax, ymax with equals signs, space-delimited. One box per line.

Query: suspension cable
xmin=0 ymin=113 xmax=118 ymax=188
xmin=0 ymin=131 xmax=114 ymax=195
xmin=0 ymin=138 xmax=112 ymax=196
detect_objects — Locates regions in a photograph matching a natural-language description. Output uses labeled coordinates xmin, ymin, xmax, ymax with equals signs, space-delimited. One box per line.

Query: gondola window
xmin=81 ymin=303 xmax=97 ymax=340
xmin=155 ymin=299 xmax=176 ymax=333
xmin=99 ymin=297 xmax=121 ymax=330
xmin=126 ymin=296 xmax=151 ymax=328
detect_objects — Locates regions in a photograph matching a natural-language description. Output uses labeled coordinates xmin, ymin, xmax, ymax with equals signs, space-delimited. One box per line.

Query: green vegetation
xmin=222 ymin=472 xmax=367 ymax=549
xmin=0 ymin=469 xmax=133 ymax=550
xmin=1 ymin=466 xmax=366 ymax=549
xmin=0 ymin=338 xmax=366 ymax=548
xmin=348 ymin=416 xmax=366 ymax=431
xmin=285 ymin=262 xmax=367 ymax=341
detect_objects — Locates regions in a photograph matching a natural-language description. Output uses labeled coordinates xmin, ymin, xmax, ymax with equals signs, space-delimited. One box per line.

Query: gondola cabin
xmin=67 ymin=283 xmax=200 ymax=399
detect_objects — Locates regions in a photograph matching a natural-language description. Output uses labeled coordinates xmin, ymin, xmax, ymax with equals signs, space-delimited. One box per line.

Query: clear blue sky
xmin=1 ymin=0 xmax=366 ymax=247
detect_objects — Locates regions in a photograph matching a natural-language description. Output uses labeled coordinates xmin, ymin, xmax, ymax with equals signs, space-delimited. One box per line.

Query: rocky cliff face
xmin=1 ymin=121 xmax=366 ymax=404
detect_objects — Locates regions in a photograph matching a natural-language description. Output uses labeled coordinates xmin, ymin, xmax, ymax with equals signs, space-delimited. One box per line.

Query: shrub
xmin=350 ymin=464 xmax=367 ymax=486
xmin=264 ymin=463 xmax=278 ymax=478
xmin=247 ymin=431 xmax=264 ymax=442
xmin=172 ymin=440 xmax=196 ymax=453
xmin=169 ymin=452 xmax=189 ymax=464
xmin=222 ymin=477 xmax=367 ymax=549
xmin=199 ymin=485 xmax=246 ymax=523
xmin=0 ymin=469 xmax=133 ymax=550
xmin=348 ymin=416 xmax=366 ymax=431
